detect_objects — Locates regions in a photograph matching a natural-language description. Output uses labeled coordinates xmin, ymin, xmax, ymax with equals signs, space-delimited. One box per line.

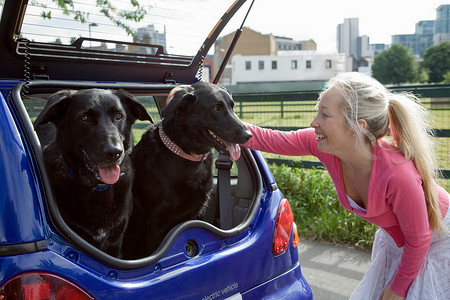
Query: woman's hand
xmin=379 ymin=284 xmax=405 ymax=300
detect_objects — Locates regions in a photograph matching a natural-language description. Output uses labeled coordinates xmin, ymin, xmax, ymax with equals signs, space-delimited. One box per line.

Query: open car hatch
xmin=0 ymin=0 xmax=250 ymax=84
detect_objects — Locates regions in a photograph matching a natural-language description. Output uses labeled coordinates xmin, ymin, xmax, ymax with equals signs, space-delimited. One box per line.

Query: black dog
xmin=34 ymin=88 xmax=152 ymax=258
xmin=123 ymin=82 xmax=252 ymax=259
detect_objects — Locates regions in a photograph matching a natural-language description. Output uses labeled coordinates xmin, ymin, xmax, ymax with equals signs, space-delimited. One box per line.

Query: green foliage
xmin=422 ymin=41 xmax=450 ymax=83
xmin=418 ymin=67 xmax=430 ymax=83
xmin=269 ymin=164 xmax=378 ymax=251
xmin=33 ymin=0 xmax=147 ymax=37
xmin=443 ymin=71 xmax=450 ymax=84
xmin=372 ymin=44 xmax=418 ymax=85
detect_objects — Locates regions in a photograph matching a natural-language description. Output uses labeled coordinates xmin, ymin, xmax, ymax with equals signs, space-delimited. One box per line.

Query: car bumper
xmin=241 ymin=261 xmax=313 ymax=299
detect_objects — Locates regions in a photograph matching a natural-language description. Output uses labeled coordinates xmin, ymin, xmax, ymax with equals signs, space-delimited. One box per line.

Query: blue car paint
xmin=0 ymin=90 xmax=45 ymax=246
xmin=0 ymin=84 xmax=313 ymax=299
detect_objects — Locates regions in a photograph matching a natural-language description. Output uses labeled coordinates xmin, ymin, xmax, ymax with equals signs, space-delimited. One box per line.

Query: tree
xmin=443 ymin=71 xmax=450 ymax=84
xmin=372 ymin=44 xmax=418 ymax=85
xmin=421 ymin=41 xmax=450 ymax=83
xmin=32 ymin=0 xmax=147 ymax=37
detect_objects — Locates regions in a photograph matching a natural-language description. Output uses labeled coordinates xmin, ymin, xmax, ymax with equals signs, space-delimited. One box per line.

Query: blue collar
xmin=62 ymin=158 xmax=124 ymax=192
xmin=92 ymin=173 xmax=125 ymax=192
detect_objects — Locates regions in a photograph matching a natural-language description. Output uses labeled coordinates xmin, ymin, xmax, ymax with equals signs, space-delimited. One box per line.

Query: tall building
xmin=131 ymin=24 xmax=167 ymax=54
xmin=392 ymin=20 xmax=434 ymax=57
xmin=336 ymin=18 xmax=359 ymax=58
xmin=358 ymin=35 xmax=370 ymax=58
xmin=434 ymin=4 xmax=450 ymax=44
xmin=391 ymin=5 xmax=450 ymax=57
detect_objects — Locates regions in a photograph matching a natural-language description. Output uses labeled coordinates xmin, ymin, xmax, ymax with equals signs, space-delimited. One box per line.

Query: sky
xmin=12 ymin=0 xmax=450 ymax=55
xmin=234 ymin=0 xmax=449 ymax=52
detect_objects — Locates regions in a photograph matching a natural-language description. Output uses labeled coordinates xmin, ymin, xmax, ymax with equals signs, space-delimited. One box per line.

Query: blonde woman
xmin=241 ymin=72 xmax=449 ymax=299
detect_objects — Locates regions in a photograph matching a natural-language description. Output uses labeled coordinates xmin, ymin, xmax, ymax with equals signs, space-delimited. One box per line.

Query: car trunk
xmin=1 ymin=0 xmax=263 ymax=268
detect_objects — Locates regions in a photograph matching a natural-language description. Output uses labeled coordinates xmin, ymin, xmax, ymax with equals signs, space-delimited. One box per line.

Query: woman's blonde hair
xmin=324 ymin=72 xmax=443 ymax=231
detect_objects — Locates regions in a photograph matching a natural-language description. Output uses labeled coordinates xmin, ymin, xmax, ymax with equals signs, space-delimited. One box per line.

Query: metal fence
xmin=231 ymin=84 xmax=450 ymax=179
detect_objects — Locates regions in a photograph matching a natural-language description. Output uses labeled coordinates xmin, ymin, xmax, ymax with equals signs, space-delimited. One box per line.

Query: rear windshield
xmin=17 ymin=0 xmax=246 ymax=56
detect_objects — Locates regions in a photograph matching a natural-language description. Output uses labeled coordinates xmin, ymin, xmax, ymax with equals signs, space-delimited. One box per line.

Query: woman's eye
xmin=115 ymin=112 xmax=124 ymax=120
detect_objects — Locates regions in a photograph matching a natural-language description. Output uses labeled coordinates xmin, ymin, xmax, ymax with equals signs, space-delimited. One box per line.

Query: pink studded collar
xmin=158 ymin=123 xmax=209 ymax=162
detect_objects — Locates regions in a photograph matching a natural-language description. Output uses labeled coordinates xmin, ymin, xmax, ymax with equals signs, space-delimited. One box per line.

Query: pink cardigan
xmin=243 ymin=124 xmax=449 ymax=297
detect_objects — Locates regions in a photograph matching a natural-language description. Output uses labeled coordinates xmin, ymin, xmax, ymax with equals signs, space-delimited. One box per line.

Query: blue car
xmin=0 ymin=0 xmax=313 ymax=299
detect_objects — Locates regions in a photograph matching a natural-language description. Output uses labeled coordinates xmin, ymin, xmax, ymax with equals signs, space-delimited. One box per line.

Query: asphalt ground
xmin=297 ymin=239 xmax=372 ymax=300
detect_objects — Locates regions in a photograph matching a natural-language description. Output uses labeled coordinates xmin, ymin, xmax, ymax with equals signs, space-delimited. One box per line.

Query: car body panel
xmin=0 ymin=0 xmax=313 ymax=298
xmin=0 ymin=90 xmax=46 ymax=247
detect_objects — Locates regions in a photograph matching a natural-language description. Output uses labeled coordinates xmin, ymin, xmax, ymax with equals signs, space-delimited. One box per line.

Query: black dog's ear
xmin=34 ymin=89 xmax=76 ymax=128
xmin=161 ymin=87 xmax=196 ymax=119
xmin=115 ymin=89 xmax=154 ymax=123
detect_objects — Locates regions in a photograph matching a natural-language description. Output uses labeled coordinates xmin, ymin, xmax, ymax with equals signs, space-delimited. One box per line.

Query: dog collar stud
xmin=158 ymin=123 xmax=209 ymax=162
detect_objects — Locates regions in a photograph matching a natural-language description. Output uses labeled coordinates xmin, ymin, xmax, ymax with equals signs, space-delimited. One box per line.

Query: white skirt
xmin=350 ymin=205 xmax=450 ymax=300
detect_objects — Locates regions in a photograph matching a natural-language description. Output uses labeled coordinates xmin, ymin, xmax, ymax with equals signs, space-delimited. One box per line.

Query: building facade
xmin=130 ymin=24 xmax=167 ymax=55
xmin=214 ymin=27 xmax=319 ymax=85
xmin=337 ymin=18 xmax=359 ymax=58
xmin=391 ymin=5 xmax=450 ymax=57
xmin=392 ymin=20 xmax=434 ymax=57
xmin=434 ymin=4 xmax=450 ymax=44
xmin=227 ymin=51 xmax=345 ymax=85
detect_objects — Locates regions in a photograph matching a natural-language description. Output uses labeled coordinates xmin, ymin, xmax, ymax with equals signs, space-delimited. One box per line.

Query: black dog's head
xmin=35 ymin=88 xmax=153 ymax=185
xmin=161 ymin=82 xmax=252 ymax=160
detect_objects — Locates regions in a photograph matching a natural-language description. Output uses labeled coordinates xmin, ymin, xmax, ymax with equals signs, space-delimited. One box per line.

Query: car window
xmin=18 ymin=0 xmax=244 ymax=56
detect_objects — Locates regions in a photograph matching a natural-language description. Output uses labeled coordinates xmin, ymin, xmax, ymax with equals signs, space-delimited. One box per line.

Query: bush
xmin=269 ymin=164 xmax=378 ymax=251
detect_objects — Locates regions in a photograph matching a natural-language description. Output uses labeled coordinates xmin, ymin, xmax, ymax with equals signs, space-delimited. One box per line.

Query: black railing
xmin=231 ymin=84 xmax=450 ymax=179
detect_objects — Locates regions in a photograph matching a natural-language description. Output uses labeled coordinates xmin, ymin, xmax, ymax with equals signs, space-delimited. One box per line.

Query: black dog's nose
xmin=104 ymin=145 xmax=123 ymax=160
xmin=243 ymin=129 xmax=252 ymax=140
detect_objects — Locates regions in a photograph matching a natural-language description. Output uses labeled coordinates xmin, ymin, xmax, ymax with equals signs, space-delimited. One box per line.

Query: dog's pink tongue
xmin=223 ymin=141 xmax=241 ymax=161
xmin=98 ymin=164 xmax=121 ymax=185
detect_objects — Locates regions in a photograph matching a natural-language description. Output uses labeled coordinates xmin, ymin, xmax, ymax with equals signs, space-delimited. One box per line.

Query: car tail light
xmin=0 ymin=272 xmax=93 ymax=300
xmin=272 ymin=198 xmax=295 ymax=256
xmin=292 ymin=222 xmax=300 ymax=248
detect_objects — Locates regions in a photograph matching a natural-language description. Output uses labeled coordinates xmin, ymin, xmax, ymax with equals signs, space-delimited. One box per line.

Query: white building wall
xmin=230 ymin=51 xmax=346 ymax=85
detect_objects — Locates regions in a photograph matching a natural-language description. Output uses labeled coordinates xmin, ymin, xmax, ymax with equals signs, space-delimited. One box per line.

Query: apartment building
xmin=227 ymin=51 xmax=345 ymax=85
xmin=214 ymin=27 xmax=319 ymax=84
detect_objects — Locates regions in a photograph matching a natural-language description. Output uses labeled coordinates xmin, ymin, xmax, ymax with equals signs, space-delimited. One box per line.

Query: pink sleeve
xmin=241 ymin=123 xmax=319 ymax=157
xmin=387 ymin=166 xmax=433 ymax=297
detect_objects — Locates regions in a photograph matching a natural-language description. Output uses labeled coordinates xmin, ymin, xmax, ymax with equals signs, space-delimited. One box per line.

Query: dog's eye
xmin=213 ymin=102 xmax=223 ymax=111
xmin=115 ymin=112 xmax=124 ymax=120
xmin=80 ymin=114 xmax=89 ymax=122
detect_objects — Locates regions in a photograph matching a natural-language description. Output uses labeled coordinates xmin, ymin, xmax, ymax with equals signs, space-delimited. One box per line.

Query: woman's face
xmin=310 ymin=87 xmax=356 ymax=156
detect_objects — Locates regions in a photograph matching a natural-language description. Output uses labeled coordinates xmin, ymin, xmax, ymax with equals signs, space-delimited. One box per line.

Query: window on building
xmin=259 ymin=60 xmax=264 ymax=70
xmin=326 ymin=60 xmax=332 ymax=69
xmin=271 ymin=60 xmax=277 ymax=70
xmin=245 ymin=61 xmax=251 ymax=70
xmin=306 ymin=60 xmax=312 ymax=69
xmin=291 ymin=60 xmax=298 ymax=69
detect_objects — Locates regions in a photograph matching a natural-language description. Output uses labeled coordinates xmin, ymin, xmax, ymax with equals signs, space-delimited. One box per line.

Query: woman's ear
xmin=357 ymin=119 xmax=368 ymax=130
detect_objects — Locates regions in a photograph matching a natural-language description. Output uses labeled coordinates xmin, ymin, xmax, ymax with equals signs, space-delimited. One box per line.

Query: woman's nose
xmin=310 ymin=116 xmax=318 ymax=128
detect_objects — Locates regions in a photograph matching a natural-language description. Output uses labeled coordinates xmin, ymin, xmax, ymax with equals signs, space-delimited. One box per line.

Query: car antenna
xmin=213 ymin=0 xmax=255 ymax=84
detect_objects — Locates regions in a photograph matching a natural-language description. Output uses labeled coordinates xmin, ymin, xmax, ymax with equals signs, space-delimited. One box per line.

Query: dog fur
xmin=34 ymin=88 xmax=152 ymax=258
xmin=123 ymin=82 xmax=252 ymax=259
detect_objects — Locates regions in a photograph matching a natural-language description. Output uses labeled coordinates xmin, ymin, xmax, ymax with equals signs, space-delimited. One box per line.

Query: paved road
xmin=297 ymin=240 xmax=372 ymax=300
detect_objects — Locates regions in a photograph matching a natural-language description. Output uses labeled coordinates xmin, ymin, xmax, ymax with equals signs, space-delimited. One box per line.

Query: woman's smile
xmin=315 ymin=133 xmax=327 ymax=142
